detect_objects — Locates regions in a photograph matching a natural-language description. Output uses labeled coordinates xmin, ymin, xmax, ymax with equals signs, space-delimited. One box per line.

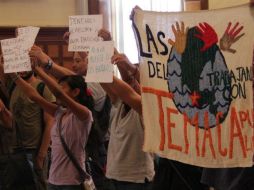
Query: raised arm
xmin=10 ymin=73 xmax=58 ymax=116
xmin=34 ymin=66 xmax=91 ymax=121
xmin=111 ymin=53 xmax=140 ymax=83
xmin=36 ymin=112 xmax=54 ymax=169
xmin=0 ymin=55 xmax=5 ymax=84
xmin=0 ymin=99 xmax=13 ymax=128
xmin=0 ymin=55 xmax=10 ymax=98
xmin=29 ymin=45 xmax=75 ymax=78
xmin=101 ymin=76 xmax=142 ymax=115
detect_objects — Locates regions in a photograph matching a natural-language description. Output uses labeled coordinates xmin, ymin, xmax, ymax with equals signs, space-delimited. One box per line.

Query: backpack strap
xmin=9 ymin=81 xmax=45 ymax=100
xmin=8 ymin=81 xmax=16 ymax=98
xmin=57 ymin=113 xmax=90 ymax=181
xmin=36 ymin=82 xmax=45 ymax=97
xmin=36 ymin=82 xmax=45 ymax=131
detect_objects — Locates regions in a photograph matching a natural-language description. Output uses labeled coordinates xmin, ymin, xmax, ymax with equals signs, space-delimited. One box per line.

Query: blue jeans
xmin=48 ymin=183 xmax=82 ymax=190
xmin=106 ymin=179 xmax=152 ymax=190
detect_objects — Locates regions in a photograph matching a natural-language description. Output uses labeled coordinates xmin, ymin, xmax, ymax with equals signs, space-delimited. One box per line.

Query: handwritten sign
xmin=68 ymin=15 xmax=102 ymax=52
xmin=3 ymin=53 xmax=31 ymax=73
xmin=17 ymin=26 xmax=40 ymax=49
xmin=1 ymin=38 xmax=31 ymax=73
xmin=1 ymin=37 xmax=27 ymax=55
xmin=86 ymin=41 xmax=114 ymax=82
xmin=133 ymin=5 xmax=254 ymax=168
xmin=0 ymin=26 xmax=39 ymax=73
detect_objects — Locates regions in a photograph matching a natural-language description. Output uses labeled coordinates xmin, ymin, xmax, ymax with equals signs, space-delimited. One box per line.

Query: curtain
xmin=87 ymin=0 xmax=208 ymax=63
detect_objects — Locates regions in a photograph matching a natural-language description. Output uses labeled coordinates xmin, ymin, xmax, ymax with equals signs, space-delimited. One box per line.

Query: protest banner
xmin=68 ymin=15 xmax=102 ymax=51
xmin=86 ymin=41 xmax=114 ymax=82
xmin=132 ymin=4 xmax=254 ymax=167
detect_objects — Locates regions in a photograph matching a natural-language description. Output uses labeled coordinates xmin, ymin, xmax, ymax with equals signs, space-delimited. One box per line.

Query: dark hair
xmin=58 ymin=75 xmax=94 ymax=112
xmin=73 ymin=52 xmax=88 ymax=60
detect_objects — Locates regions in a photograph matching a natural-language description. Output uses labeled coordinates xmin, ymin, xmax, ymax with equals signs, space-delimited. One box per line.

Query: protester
xmin=100 ymin=52 xmax=154 ymax=190
xmin=97 ymin=12 xmax=208 ymax=189
xmin=9 ymin=63 xmax=94 ymax=190
xmin=29 ymin=45 xmax=111 ymax=190
xmin=0 ymin=53 xmax=55 ymax=190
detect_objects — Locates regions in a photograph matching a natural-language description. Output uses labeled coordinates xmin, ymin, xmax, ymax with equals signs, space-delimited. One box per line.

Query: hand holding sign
xmin=63 ymin=32 xmax=70 ymax=44
xmin=98 ymin=29 xmax=112 ymax=41
xmin=111 ymin=53 xmax=131 ymax=68
xmin=29 ymin=45 xmax=49 ymax=67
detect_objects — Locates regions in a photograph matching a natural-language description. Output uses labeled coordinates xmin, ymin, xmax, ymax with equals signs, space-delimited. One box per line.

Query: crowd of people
xmin=0 ymin=3 xmax=254 ymax=190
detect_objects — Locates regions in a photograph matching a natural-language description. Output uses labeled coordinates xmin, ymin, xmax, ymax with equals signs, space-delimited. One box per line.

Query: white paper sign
xmin=68 ymin=15 xmax=102 ymax=52
xmin=0 ymin=26 xmax=39 ymax=73
xmin=1 ymin=38 xmax=27 ymax=55
xmin=17 ymin=26 xmax=40 ymax=49
xmin=3 ymin=53 xmax=31 ymax=73
xmin=86 ymin=41 xmax=114 ymax=82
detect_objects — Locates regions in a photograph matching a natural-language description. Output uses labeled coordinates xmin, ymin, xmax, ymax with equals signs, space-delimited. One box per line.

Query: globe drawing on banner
xmin=167 ymin=22 xmax=244 ymax=128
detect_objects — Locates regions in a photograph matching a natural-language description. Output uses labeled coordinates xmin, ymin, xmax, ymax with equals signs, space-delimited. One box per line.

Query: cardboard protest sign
xmin=68 ymin=15 xmax=102 ymax=51
xmin=86 ymin=41 xmax=114 ymax=82
xmin=133 ymin=5 xmax=254 ymax=167
xmin=0 ymin=26 xmax=40 ymax=73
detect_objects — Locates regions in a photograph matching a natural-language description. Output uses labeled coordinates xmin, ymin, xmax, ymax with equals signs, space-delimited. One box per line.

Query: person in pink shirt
xmin=10 ymin=64 xmax=94 ymax=190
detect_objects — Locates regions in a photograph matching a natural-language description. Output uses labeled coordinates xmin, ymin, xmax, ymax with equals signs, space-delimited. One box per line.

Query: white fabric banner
xmin=133 ymin=5 xmax=254 ymax=167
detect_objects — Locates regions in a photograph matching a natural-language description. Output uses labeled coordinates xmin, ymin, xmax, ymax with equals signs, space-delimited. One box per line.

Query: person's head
xmin=72 ymin=52 xmax=88 ymax=76
xmin=58 ymin=75 xmax=94 ymax=110
xmin=123 ymin=64 xmax=141 ymax=94
xmin=18 ymin=71 xmax=34 ymax=80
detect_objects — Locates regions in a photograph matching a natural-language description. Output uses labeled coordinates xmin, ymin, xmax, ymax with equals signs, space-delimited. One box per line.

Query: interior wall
xmin=209 ymin=0 xmax=248 ymax=9
xmin=0 ymin=0 xmax=88 ymax=27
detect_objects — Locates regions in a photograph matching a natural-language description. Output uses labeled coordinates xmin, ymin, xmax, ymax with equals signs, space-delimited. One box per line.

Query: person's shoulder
xmin=34 ymin=78 xmax=56 ymax=102
xmin=87 ymin=82 xmax=106 ymax=95
xmin=71 ymin=108 xmax=93 ymax=125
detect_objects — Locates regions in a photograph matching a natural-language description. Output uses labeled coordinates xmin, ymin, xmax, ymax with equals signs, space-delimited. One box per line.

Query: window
xmin=112 ymin=0 xmax=183 ymax=63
